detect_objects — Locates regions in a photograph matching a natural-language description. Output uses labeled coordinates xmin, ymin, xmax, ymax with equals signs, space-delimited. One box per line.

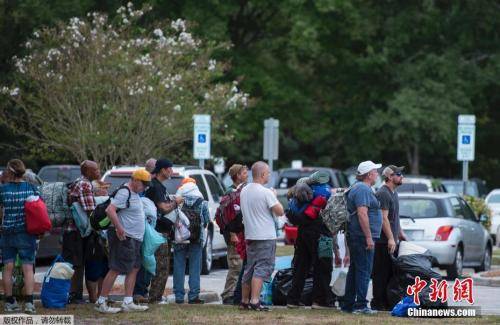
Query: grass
xmin=2 ymin=303 xmax=499 ymax=325
xmin=275 ymin=244 xmax=295 ymax=257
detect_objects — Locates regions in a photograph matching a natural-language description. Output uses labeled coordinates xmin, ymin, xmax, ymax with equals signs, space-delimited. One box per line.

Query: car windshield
xmin=278 ymin=169 xmax=333 ymax=188
xmin=487 ymin=194 xmax=500 ymax=204
xmin=400 ymin=198 xmax=439 ymax=218
xmin=442 ymin=181 xmax=479 ymax=197
xmin=104 ymin=174 xmax=183 ymax=194
xmin=397 ymin=183 xmax=430 ymax=193
xmin=103 ymin=175 xmax=129 ymax=192
xmin=39 ymin=166 xmax=81 ymax=183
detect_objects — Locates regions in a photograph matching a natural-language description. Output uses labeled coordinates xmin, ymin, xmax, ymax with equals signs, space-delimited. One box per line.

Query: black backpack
xmin=181 ymin=198 xmax=204 ymax=243
xmin=90 ymin=185 xmax=131 ymax=230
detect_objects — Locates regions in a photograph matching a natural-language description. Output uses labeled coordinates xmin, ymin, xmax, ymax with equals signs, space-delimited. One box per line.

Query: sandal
xmin=238 ymin=302 xmax=250 ymax=310
xmin=249 ymin=302 xmax=270 ymax=312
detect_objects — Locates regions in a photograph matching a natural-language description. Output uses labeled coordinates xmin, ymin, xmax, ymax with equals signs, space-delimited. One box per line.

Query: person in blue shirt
xmin=0 ymin=159 xmax=38 ymax=313
xmin=341 ymin=161 xmax=382 ymax=315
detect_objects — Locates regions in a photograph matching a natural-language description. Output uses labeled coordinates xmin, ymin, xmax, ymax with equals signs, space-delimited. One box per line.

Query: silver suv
xmin=102 ymin=165 xmax=227 ymax=274
xmin=399 ymin=193 xmax=492 ymax=278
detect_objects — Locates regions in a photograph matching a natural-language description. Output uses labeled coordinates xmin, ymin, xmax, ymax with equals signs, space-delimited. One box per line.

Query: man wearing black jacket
xmin=286 ymin=180 xmax=340 ymax=309
xmin=147 ymin=159 xmax=183 ymax=303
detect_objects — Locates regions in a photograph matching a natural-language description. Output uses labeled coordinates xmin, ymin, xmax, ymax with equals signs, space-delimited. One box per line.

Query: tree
xmin=0 ymin=3 xmax=249 ymax=168
xmin=368 ymin=53 xmax=473 ymax=174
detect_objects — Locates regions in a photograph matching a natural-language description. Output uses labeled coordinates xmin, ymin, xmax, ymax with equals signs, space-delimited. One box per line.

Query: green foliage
xmin=0 ymin=4 xmax=248 ymax=169
xmin=464 ymin=195 xmax=492 ymax=231
xmin=0 ymin=0 xmax=499 ymax=187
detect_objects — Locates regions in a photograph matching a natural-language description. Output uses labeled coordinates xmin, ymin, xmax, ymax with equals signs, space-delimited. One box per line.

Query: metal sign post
xmin=263 ymin=118 xmax=279 ymax=172
xmin=193 ymin=114 xmax=211 ymax=169
xmin=457 ymin=114 xmax=476 ymax=195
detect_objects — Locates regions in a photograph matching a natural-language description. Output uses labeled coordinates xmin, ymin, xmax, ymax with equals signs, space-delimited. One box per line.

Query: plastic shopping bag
xmin=142 ymin=221 xmax=166 ymax=275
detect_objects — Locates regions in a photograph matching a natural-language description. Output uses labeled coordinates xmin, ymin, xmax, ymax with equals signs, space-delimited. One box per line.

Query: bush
xmin=464 ymin=195 xmax=491 ymax=231
xmin=1 ymin=3 xmax=249 ymax=167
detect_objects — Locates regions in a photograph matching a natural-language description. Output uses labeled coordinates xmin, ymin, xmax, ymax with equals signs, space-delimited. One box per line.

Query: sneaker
xmin=121 ymin=301 xmax=149 ymax=312
xmin=95 ymin=301 xmax=121 ymax=314
xmin=249 ymin=302 xmax=270 ymax=312
xmin=133 ymin=295 xmax=149 ymax=304
xmin=4 ymin=301 xmax=21 ymax=312
xmin=24 ymin=302 xmax=36 ymax=314
xmin=353 ymin=307 xmax=378 ymax=315
xmin=188 ymin=298 xmax=205 ymax=304
xmin=311 ymin=302 xmax=335 ymax=310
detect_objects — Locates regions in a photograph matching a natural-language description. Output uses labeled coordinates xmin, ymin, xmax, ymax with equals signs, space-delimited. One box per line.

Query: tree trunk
xmin=406 ymin=144 xmax=420 ymax=175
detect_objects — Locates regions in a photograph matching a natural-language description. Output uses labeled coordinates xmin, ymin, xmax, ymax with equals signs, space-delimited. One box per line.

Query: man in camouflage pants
xmin=146 ymin=159 xmax=183 ymax=302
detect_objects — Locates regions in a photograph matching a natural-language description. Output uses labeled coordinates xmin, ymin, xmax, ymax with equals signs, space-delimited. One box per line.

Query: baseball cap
xmin=228 ymin=164 xmax=247 ymax=179
xmin=152 ymin=158 xmax=173 ymax=174
xmin=357 ymin=160 xmax=382 ymax=175
xmin=132 ymin=169 xmax=151 ymax=186
xmin=382 ymin=165 xmax=405 ymax=178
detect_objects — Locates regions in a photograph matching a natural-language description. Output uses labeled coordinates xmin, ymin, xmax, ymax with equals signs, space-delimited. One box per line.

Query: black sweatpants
xmin=371 ymin=242 xmax=394 ymax=310
xmin=287 ymin=228 xmax=333 ymax=305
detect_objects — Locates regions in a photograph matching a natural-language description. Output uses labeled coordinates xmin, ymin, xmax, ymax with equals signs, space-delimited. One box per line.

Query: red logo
xmin=429 ymin=278 xmax=448 ymax=303
xmin=407 ymin=277 xmax=475 ymax=305
xmin=453 ymin=278 xmax=474 ymax=304
xmin=406 ymin=276 xmax=428 ymax=305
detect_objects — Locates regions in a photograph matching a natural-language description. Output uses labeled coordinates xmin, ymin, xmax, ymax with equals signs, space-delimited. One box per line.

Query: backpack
xmin=40 ymin=182 xmax=72 ymax=227
xmin=90 ymin=185 xmax=131 ymax=230
xmin=319 ymin=187 xmax=352 ymax=235
xmin=181 ymin=198 xmax=204 ymax=243
xmin=215 ymin=185 xmax=245 ymax=234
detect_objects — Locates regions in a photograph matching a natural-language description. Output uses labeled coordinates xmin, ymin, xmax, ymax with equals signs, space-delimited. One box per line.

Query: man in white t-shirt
xmin=240 ymin=161 xmax=284 ymax=311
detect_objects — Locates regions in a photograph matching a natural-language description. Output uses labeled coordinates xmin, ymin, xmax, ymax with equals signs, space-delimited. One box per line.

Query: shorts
xmin=0 ymin=232 xmax=37 ymax=265
xmin=242 ymin=239 xmax=276 ymax=284
xmin=107 ymin=228 xmax=142 ymax=274
xmin=85 ymin=259 xmax=109 ymax=281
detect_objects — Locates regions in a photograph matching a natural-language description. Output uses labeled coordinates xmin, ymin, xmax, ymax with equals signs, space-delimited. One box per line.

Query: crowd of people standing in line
xmin=0 ymin=157 xmax=405 ymax=315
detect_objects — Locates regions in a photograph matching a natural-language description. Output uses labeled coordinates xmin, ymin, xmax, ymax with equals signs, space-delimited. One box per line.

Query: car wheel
xmin=447 ymin=247 xmax=463 ymax=279
xmin=475 ymin=246 xmax=492 ymax=273
xmin=201 ymin=231 xmax=213 ymax=275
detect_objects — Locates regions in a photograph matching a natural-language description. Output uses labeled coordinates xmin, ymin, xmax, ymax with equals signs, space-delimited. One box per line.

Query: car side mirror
xmin=479 ymin=214 xmax=488 ymax=223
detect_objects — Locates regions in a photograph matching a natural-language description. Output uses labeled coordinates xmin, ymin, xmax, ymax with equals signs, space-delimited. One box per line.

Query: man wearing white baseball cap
xmin=341 ymin=161 xmax=382 ymax=315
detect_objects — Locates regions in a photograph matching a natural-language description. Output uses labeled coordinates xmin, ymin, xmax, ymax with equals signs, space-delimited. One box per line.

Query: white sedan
xmin=485 ymin=189 xmax=500 ymax=246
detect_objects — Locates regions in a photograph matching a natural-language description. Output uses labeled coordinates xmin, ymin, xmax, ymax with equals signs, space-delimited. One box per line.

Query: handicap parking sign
xmin=462 ymin=135 xmax=471 ymax=145
xmin=198 ymin=134 xmax=206 ymax=143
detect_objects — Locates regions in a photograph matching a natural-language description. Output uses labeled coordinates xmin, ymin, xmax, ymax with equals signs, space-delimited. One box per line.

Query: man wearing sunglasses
xmin=371 ymin=165 xmax=407 ymax=311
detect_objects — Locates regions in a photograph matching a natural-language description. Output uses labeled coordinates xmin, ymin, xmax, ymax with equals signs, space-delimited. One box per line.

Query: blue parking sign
xmin=462 ymin=135 xmax=471 ymax=145
xmin=198 ymin=134 xmax=206 ymax=143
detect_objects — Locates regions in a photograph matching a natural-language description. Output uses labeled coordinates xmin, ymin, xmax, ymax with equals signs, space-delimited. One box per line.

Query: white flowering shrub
xmin=0 ymin=3 xmax=249 ymax=167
